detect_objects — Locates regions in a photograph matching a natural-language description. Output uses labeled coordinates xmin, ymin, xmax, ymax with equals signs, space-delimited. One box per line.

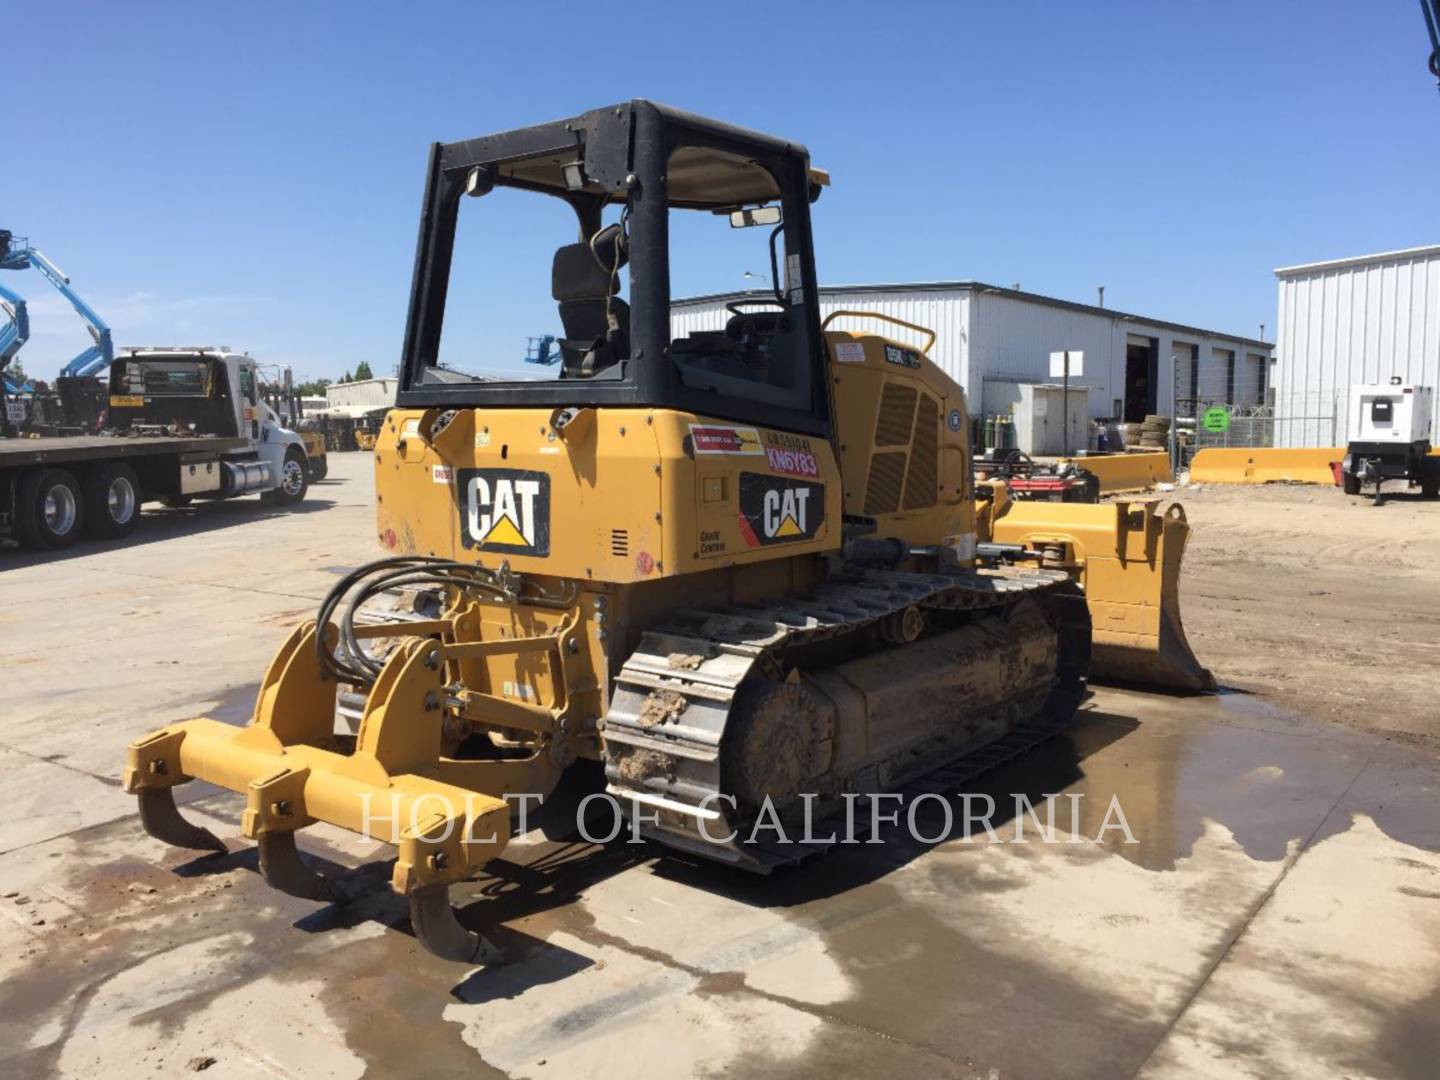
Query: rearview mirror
xmin=729 ymin=205 xmax=782 ymax=228
xmin=465 ymin=166 xmax=496 ymax=198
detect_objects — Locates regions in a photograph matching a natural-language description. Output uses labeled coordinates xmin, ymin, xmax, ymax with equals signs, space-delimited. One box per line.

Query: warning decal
xmin=689 ymin=424 xmax=764 ymax=455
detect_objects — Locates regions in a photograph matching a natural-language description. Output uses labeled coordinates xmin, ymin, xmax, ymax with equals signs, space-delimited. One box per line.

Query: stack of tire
xmin=1136 ymin=414 xmax=1171 ymax=449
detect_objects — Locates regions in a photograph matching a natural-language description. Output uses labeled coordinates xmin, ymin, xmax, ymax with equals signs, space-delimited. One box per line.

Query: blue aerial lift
xmin=1 ymin=230 xmax=114 ymax=395
xmin=523 ymin=334 xmax=560 ymax=365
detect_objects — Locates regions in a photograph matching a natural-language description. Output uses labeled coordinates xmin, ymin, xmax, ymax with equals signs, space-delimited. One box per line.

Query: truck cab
xmin=108 ymin=347 xmax=310 ymax=500
xmin=0 ymin=348 xmax=314 ymax=552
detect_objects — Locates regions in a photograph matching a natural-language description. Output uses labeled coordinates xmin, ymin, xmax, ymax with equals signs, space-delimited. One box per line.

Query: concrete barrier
xmin=1188 ymin=447 xmax=1341 ymax=485
xmin=1062 ymin=451 xmax=1173 ymax=494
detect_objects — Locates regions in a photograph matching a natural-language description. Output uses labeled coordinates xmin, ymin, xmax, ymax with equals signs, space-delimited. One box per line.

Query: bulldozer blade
xmin=258 ymin=831 xmax=335 ymax=902
xmin=1090 ymin=587 xmax=1214 ymax=692
xmin=137 ymin=788 xmax=227 ymax=854
xmin=980 ymin=492 xmax=1215 ymax=693
xmin=409 ymin=883 xmax=503 ymax=965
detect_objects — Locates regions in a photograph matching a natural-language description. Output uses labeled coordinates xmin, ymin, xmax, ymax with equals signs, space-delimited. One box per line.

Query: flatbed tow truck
xmin=1 ymin=347 xmax=311 ymax=550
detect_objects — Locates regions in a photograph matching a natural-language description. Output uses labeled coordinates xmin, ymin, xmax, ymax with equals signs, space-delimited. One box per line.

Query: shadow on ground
xmin=0 ymin=487 xmax=342 ymax=569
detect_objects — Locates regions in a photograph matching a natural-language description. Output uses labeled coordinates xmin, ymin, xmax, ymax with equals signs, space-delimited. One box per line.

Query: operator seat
xmin=552 ymin=224 xmax=629 ymax=376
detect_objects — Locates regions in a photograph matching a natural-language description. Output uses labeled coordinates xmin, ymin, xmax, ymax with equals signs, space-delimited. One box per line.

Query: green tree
xmin=339 ymin=371 xmax=352 ymax=384
xmin=6 ymin=357 xmax=27 ymax=384
xmin=353 ymin=361 xmax=374 ymax=381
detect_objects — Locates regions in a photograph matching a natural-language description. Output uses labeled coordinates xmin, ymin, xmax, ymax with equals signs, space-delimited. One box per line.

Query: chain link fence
xmin=1172 ymin=389 xmax=1344 ymax=471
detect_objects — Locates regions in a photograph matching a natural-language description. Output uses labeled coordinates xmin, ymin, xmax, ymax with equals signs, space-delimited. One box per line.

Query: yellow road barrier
xmin=1188 ymin=447 xmax=1341 ymax=485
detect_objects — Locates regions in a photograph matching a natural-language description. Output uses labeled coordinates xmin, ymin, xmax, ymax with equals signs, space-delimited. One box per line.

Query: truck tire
xmin=83 ymin=463 xmax=141 ymax=540
xmin=309 ymin=456 xmax=328 ymax=482
xmin=1422 ymin=475 xmax=1440 ymax=500
xmin=1342 ymin=471 xmax=1361 ymax=496
xmin=264 ymin=447 xmax=309 ymax=507
xmin=16 ymin=467 xmax=86 ymax=550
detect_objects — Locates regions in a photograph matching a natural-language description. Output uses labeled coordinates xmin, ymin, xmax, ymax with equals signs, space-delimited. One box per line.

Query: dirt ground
xmin=1164 ymin=480 xmax=1440 ymax=750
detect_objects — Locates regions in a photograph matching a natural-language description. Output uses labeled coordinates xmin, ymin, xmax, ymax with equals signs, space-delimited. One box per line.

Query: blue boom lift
xmin=523 ymin=334 xmax=560 ymax=365
xmin=1 ymin=230 xmax=114 ymax=394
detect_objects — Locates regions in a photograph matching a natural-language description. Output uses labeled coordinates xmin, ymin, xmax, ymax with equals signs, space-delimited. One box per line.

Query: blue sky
xmin=5 ymin=1 xmax=1436 ymax=383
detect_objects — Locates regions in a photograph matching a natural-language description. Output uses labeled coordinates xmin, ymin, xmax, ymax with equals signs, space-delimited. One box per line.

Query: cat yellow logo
xmin=480 ymin=513 xmax=528 ymax=547
xmin=458 ymin=468 xmax=551 ymax=555
xmin=770 ymin=497 xmax=805 ymax=536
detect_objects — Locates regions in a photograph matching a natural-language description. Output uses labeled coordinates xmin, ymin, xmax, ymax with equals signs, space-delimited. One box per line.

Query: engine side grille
xmin=903 ymin=393 xmax=939 ymax=510
xmin=874 ymin=382 xmax=918 ymax=447
xmin=611 ymin=529 xmax=629 ymax=557
xmin=864 ymin=451 xmax=908 ymax=515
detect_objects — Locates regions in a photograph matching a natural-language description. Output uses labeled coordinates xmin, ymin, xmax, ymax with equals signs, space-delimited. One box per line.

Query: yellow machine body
xmin=123 ymin=330 xmax=1200 ymax=961
xmin=371 ymin=328 xmax=972 ymax=582
xmin=122 ymin=102 xmax=1202 ymax=962
xmin=124 ymin=326 xmax=1017 ymax=958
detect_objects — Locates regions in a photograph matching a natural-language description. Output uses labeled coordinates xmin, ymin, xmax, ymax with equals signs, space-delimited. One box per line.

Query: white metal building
xmin=322 ymin=377 xmax=397 ymax=414
xmin=673 ymin=283 xmax=1272 ymax=436
xmin=1274 ymin=246 xmax=1440 ymax=446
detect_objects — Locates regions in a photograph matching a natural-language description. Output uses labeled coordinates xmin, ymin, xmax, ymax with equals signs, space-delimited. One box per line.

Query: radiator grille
xmin=874 ymin=382 xmax=918 ymax=446
xmin=864 ymin=451 xmax=908 ymax=515
xmin=610 ymin=529 xmax=629 ymax=557
xmin=903 ymin=393 xmax=939 ymax=510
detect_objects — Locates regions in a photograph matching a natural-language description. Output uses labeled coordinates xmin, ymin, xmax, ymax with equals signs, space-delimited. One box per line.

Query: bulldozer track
xmin=602 ymin=565 xmax=1089 ymax=871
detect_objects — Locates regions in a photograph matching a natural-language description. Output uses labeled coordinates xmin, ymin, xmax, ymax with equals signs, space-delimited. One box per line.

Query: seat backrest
xmin=552 ymin=225 xmax=629 ymax=373
xmin=724 ymin=311 xmax=786 ymax=340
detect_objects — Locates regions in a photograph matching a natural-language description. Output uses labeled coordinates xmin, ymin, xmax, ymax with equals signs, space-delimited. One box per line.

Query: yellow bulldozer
xmin=124 ymin=102 xmax=1207 ymax=962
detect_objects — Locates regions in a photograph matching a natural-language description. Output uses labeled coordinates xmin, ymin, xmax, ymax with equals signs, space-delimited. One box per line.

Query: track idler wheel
xmin=409 ymin=883 xmax=503 ymax=964
xmin=257 ymin=831 xmax=335 ymax=902
xmin=137 ymin=788 xmax=227 ymax=854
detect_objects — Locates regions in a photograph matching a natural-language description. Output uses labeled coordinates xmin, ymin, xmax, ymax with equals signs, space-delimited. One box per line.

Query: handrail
xmin=821 ymin=309 xmax=937 ymax=356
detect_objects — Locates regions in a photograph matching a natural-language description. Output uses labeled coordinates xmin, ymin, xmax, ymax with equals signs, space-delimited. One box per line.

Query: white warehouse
xmin=673 ymin=282 xmax=1272 ymax=442
xmin=1274 ymin=245 xmax=1440 ymax=447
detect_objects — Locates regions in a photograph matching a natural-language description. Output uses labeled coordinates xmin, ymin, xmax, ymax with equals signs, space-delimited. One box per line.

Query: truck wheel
xmin=1342 ymin=471 xmax=1361 ymax=496
xmin=1422 ymin=475 xmax=1440 ymax=500
xmin=309 ymin=457 xmax=328 ymax=482
xmin=265 ymin=448 xmax=309 ymax=507
xmin=83 ymin=463 xmax=141 ymax=540
xmin=16 ymin=467 xmax=86 ymax=550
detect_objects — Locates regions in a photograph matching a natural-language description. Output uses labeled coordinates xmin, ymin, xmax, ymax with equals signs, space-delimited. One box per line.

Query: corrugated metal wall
xmin=967 ymin=293 xmax=1123 ymax=421
xmin=1275 ymin=247 xmax=1440 ymax=446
